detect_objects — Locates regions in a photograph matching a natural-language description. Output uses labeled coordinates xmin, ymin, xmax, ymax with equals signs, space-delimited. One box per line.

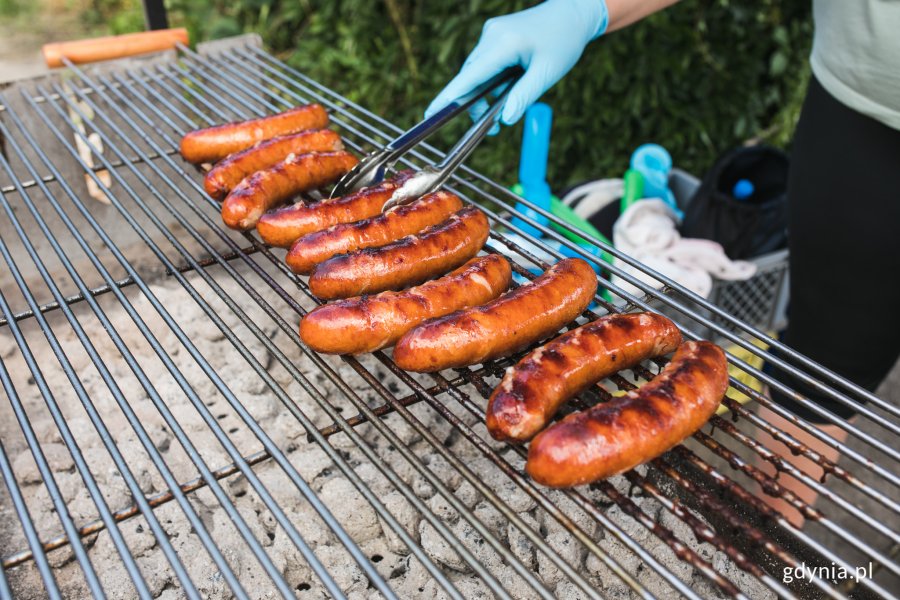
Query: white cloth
xmin=560 ymin=178 xmax=623 ymax=219
xmin=612 ymin=199 xmax=756 ymax=298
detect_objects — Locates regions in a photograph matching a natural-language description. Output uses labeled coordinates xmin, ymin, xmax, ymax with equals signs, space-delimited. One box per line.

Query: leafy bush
xmin=103 ymin=0 xmax=815 ymax=187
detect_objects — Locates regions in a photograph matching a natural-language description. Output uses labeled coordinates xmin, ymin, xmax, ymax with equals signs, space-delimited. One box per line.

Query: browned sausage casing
xmin=221 ymin=151 xmax=358 ymax=231
xmin=526 ymin=340 xmax=728 ymax=488
xmin=204 ymin=129 xmax=344 ymax=200
xmin=487 ymin=312 xmax=682 ymax=442
xmin=393 ymin=258 xmax=597 ymax=373
xmin=256 ymin=171 xmax=415 ymax=248
xmin=299 ymin=255 xmax=512 ymax=354
xmin=286 ymin=190 xmax=464 ymax=274
xmin=180 ymin=104 xmax=329 ymax=164
xmin=308 ymin=206 xmax=490 ymax=299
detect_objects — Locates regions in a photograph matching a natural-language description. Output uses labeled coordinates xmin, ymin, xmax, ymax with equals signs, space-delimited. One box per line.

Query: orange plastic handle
xmin=42 ymin=28 xmax=189 ymax=68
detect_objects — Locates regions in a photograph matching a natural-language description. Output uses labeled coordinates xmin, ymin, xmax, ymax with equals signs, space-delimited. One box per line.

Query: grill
xmin=0 ymin=34 xmax=897 ymax=599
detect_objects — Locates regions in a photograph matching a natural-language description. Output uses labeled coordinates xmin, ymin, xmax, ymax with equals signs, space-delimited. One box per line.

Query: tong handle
xmin=382 ymin=67 xmax=521 ymax=163
xmin=427 ymin=72 xmax=519 ymax=190
xmin=42 ymin=28 xmax=189 ymax=68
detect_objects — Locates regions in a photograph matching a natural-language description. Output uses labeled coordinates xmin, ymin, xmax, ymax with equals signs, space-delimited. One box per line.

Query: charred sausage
xmin=308 ymin=206 xmax=490 ymax=299
xmin=180 ymin=104 xmax=329 ymax=164
xmin=221 ymin=151 xmax=358 ymax=231
xmin=486 ymin=312 xmax=682 ymax=442
xmin=299 ymin=254 xmax=512 ymax=354
xmin=526 ymin=340 xmax=728 ymax=487
xmin=286 ymin=190 xmax=464 ymax=274
xmin=393 ymin=258 xmax=597 ymax=373
xmin=204 ymin=129 xmax=344 ymax=200
xmin=256 ymin=171 xmax=415 ymax=248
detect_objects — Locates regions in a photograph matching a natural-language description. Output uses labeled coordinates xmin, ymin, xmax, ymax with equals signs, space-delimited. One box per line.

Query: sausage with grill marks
xmin=487 ymin=312 xmax=683 ymax=442
xmin=204 ymin=129 xmax=344 ymax=200
xmin=299 ymin=254 xmax=512 ymax=354
xmin=286 ymin=190 xmax=464 ymax=274
xmin=526 ymin=340 xmax=729 ymax=487
xmin=180 ymin=104 xmax=329 ymax=164
xmin=221 ymin=151 xmax=358 ymax=231
xmin=308 ymin=206 xmax=490 ymax=299
xmin=256 ymin=171 xmax=415 ymax=248
xmin=393 ymin=258 xmax=597 ymax=373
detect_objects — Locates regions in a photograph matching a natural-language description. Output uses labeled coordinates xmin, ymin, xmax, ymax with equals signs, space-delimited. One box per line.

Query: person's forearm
xmin=605 ymin=0 xmax=681 ymax=33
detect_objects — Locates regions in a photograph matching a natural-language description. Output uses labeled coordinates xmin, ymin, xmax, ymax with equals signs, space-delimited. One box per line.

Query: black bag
xmin=680 ymin=145 xmax=789 ymax=260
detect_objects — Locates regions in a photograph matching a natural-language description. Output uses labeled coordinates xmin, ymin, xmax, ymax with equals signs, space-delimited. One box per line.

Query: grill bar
xmin=0 ymin=102 xmax=302 ymax=600
xmin=220 ymin=44 xmax=900 ymax=460
xmin=118 ymin=52 xmax=712 ymax=600
xmin=46 ymin=66 xmax=579 ymax=600
xmin=57 ymin=54 xmax=698 ymax=600
xmin=84 ymin=50 xmax=900 ymax=593
xmin=116 ymin=57 xmax=735 ymax=598
xmin=2 ymin=96 xmax=368 ymax=600
xmin=54 ymin=57 xmax=624 ymax=600
xmin=240 ymin=43 xmax=890 ymax=418
xmin=0 ymin=179 xmax=202 ymax=600
xmin=21 ymin=80 xmax=427 ymax=600
xmin=201 ymin=44 xmax=900 ymax=502
xmin=0 ymin=39 xmax=895 ymax=599
xmin=0 ymin=246 xmax=261 ymax=327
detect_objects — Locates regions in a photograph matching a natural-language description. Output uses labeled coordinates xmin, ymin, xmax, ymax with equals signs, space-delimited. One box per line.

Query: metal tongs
xmin=329 ymin=67 xmax=522 ymax=210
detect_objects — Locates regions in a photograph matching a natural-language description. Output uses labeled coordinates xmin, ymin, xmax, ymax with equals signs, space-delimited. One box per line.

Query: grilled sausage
xmin=299 ymin=255 xmax=512 ymax=354
xmin=486 ymin=312 xmax=682 ymax=442
xmin=180 ymin=104 xmax=329 ymax=164
xmin=221 ymin=151 xmax=358 ymax=231
xmin=204 ymin=129 xmax=344 ymax=200
xmin=393 ymin=258 xmax=596 ymax=373
xmin=286 ymin=190 xmax=464 ymax=274
xmin=308 ymin=206 xmax=490 ymax=299
xmin=256 ymin=171 xmax=415 ymax=248
xmin=526 ymin=340 xmax=728 ymax=487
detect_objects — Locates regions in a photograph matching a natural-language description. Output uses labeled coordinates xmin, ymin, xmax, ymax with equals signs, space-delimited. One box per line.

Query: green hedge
xmin=104 ymin=0 xmax=813 ymax=188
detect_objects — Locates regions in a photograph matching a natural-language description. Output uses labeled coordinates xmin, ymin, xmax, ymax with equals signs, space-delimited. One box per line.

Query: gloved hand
xmin=425 ymin=0 xmax=609 ymax=129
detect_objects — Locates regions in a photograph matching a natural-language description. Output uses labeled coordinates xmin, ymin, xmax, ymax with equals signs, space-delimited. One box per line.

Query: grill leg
xmin=142 ymin=0 xmax=169 ymax=30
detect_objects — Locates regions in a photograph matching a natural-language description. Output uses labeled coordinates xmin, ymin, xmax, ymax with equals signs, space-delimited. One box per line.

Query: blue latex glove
xmin=425 ymin=0 xmax=609 ymax=130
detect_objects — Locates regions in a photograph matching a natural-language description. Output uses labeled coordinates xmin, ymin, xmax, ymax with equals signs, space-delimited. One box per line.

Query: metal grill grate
xmin=0 ymin=36 xmax=897 ymax=599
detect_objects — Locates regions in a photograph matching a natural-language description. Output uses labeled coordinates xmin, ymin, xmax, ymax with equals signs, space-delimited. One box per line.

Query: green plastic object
xmin=510 ymin=183 xmax=614 ymax=264
xmin=509 ymin=183 xmax=615 ymax=303
xmin=620 ymin=168 xmax=645 ymax=213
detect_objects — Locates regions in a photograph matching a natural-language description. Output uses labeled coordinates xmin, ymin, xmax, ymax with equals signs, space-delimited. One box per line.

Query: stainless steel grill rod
xmin=76 ymin=60 xmax=620 ymax=600
xmin=235 ymin=44 xmax=900 ymax=431
xmin=3 ymin=39 xmax=892 ymax=596
xmin=0 ymin=170 xmax=211 ymax=599
xmin=50 ymin=72 xmax=509 ymax=600
xmin=0 ymin=311 xmax=108 ymax=598
xmin=86 ymin=54 xmax=660 ymax=599
xmin=0 ymin=125 xmax=296 ymax=598
xmin=52 ymin=62 xmax=568 ymax=600
xmin=28 ymin=81 xmax=400 ymax=599
xmin=195 ymin=47 xmax=900 ymax=509
xmin=136 ymin=59 xmax=718 ymax=598
xmin=0 ymin=111 xmax=297 ymax=600
xmin=242 ymin=43 xmax=889 ymax=415
xmin=2 ymin=93 xmax=350 ymax=599
xmin=0 ymin=430 xmax=61 ymax=597
xmin=214 ymin=45 xmax=900 ymax=468
xmin=157 ymin=49 xmax=895 ymax=593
